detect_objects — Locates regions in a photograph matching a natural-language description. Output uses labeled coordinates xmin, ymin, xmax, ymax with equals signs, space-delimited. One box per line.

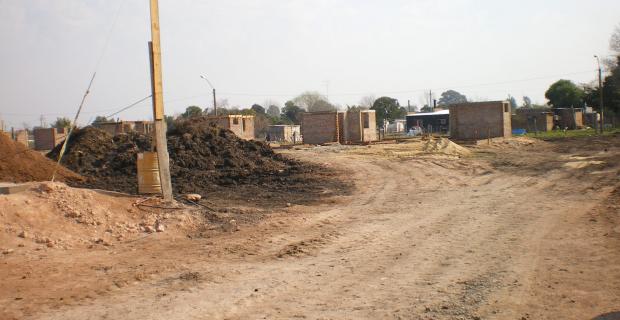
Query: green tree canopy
xmin=182 ymin=105 xmax=203 ymax=118
xmin=371 ymin=96 xmax=405 ymax=126
xmin=437 ymin=90 xmax=467 ymax=105
xmin=522 ymin=96 xmax=532 ymax=108
xmin=544 ymin=79 xmax=585 ymax=108
xmin=267 ymin=105 xmax=280 ymax=117
xmin=251 ymin=104 xmax=265 ymax=114
xmin=52 ymin=117 xmax=72 ymax=129
xmin=584 ymin=55 xmax=620 ymax=114
xmin=281 ymin=101 xmax=305 ymax=124
xmin=293 ymin=91 xmax=335 ymax=112
xmin=92 ymin=116 xmax=109 ymax=124
xmin=508 ymin=96 xmax=518 ymax=111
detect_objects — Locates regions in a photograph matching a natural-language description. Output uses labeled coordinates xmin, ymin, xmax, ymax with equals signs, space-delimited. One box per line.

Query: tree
xmin=52 ymin=117 xmax=72 ymax=129
xmin=584 ymin=55 xmax=620 ymax=114
xmin=611 ymin=24 xmax=620 ymax=54
xmin=544 ymin=79 xmax=585 ymax=108
xmin=281 ymin=100 xmax=305 ymax=124
xmin=164 ymin=115 xmax=175 ymax=132
xmin=251 ymin=104 xmax=265 ymax=114
xmin=359 ymin=95 xmax=376 ymax=110
xmin=93 ymin=116 xmax=109 ymax=123
xmin=522 ymin=96 xmax=532 ymax=108
xmin=371 ymin=96 xmax=405 ymax=126
xmin=508 ymin=95 xmax=518 ymax=111
xmin=181 ymin=106 xmax=203 ymax=118
xmin=293 ymin=91 xmax=335 ymax=112
xmin=420 ymin=105 xmax=432 ymax=112
xmin=267 ymin=105 xmax=280 ymax=118
xmin=437 ymin=90 xmax=467 ymax=106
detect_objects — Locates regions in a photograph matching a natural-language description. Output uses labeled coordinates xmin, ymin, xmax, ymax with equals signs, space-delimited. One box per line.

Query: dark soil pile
xmin=0 ymin=133 xmax=81 ymax=183
xmin=48 ymin=118 xmax=351 ymax=206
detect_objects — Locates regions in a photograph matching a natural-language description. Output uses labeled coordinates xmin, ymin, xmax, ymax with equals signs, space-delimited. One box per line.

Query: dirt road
xmin=2 ymin=136 xmax=620 ymax=319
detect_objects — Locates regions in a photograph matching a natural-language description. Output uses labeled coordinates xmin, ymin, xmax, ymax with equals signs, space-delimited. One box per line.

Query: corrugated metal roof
xmin=406 ymin=109 xmax=449 ymax=117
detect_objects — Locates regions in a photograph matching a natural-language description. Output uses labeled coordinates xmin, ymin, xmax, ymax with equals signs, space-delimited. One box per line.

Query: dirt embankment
xmin=0 ymin=133 xmax=80 ymax=183
xmin=48 ymin=118 xmax=352 ymax=208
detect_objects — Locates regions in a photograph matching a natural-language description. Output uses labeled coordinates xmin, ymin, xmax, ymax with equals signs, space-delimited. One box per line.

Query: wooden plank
xmin=0 ymin=183 xmax=29 ymax=195
xmin=149 ymin=0 xmax=173 ymax=202
xmin=149 ymin=0 xmax=164 ymax=121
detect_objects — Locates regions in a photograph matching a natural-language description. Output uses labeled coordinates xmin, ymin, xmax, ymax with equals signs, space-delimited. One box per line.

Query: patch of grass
xmin=524 ymin=128 xmax=620 ymax=140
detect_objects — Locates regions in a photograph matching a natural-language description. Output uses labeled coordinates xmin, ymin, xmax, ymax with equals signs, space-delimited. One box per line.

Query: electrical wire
xmin=105 ymin=95 xmax=152 ymax=118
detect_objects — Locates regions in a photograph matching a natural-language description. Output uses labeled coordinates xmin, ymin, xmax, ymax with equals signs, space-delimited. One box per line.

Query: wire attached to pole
xmin=51 ymin=72 xmax=97 ymax=182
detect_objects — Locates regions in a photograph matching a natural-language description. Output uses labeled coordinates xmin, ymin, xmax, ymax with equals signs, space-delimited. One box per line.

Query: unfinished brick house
xmin=206 ymin=115 xmax=255 ymax=140
xmin=33 ymin=127 xmax=68 ymax=151
xmin=301 ymin=110 xmax=377 ymax=144
xmin=267 ymin=125 xmax=301 ymax=143
xmin=449 ymin=101 xmax=512 ymax=140
xmin=553 ymin=108 xmax=584 ymax=130
xmin=512 ymin=109 xmax=554 ymax=132
xmin=93 ymin=121 xmax=154 ymax=136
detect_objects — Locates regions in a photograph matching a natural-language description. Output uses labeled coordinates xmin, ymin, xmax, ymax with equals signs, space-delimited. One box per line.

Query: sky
xmin=0 ymin=0 xmax=619 ymax=129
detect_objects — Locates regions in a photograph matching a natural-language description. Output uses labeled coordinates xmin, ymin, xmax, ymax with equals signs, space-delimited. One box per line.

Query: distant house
xmin=267 ymin=125 xmax=301 ymax=143
xmin=513 ymin=109 xmax=554 ymax=132
xmin=449 ymin=101 xmax=512 ymax=140
xmin=405 ymin=110 xmax=450 ymax=134
xmin=553 ymin=108 xmax=584 ymax=130
xmin=205 ymin=115 xmax=255 ymax=140
xmin=93 ymin=120 xmax=154 ymax=136
xmin=33 ymin=127 xmax=68 ymax=151
xmin=301 ymin=110 xmax=377 ymax=144
xmin=387 ymin=119 xmax=406 ymax=134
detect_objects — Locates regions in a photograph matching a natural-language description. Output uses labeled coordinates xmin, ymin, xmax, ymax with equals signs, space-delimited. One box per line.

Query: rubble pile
xmin=48 ymin=118 xmax=329 ymax=196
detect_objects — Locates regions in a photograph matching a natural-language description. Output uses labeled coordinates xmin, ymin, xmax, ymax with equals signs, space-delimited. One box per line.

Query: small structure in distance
xmin=406 ymin=109 xmax=450 ymax=135
xmin=449 ymin=101 xmax=512 ymax=141
xmin=206 ymin=115 xmax=255 ymax=140
xmin=301 ymin=110 xmax=377 ymax=144
xmin=267 ymin=125 xmax=301 ymax=143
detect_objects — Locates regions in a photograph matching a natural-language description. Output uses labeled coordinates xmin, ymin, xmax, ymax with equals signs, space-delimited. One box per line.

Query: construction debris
xmin=48 ymin=118 xmax=346 ymax=200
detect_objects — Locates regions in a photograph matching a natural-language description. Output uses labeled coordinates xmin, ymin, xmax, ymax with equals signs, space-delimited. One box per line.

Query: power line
xmin=106 ymin=95 xmax=152 ymax=118
xmin=1 ymin=68 xmax=598 ymax=120
xmin=214 ymin=69 xmax=596 ymax=97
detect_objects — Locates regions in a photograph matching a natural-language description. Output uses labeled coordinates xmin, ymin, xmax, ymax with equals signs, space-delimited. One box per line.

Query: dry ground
xmin=1 ymin=135 xmax=619 ymax=320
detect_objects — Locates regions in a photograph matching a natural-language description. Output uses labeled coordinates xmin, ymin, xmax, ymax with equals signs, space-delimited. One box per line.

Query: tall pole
xmin=149 ymin=0 xmax=173 ymax=202
xmin=595 ymin=55 xmax=604 ymax=133
xmin=213 ymin=88 xmax=217 ymax=116
xmin=201 ymin=75 xmax=217 ymax=116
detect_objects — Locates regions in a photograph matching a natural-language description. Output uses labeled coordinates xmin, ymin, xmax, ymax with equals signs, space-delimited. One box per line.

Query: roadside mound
xmin=422 ymin=137 xmax=471 ymax=157
xmin=0 ymin=182 xmax=206 ymax=251
xmin=0 ymin=133 xmax=80 ymax=183
xmin=48 ymin=118 xmax=350 ymax=203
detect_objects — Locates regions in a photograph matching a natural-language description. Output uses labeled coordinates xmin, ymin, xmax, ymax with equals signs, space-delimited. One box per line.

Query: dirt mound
xmin=0 ymin=133 xmax=80 ymax=183
xmin=48 ymin=118 xmax=349 ymax=204
xmin=0 ymin=182 xmax=207 ymax=250
xmin=422 ymin=137 xmax=471 ymax=157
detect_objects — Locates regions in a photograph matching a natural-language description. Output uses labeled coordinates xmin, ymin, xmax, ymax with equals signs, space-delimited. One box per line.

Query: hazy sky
xmin=1 ymin=0 xmax=619 ymax=128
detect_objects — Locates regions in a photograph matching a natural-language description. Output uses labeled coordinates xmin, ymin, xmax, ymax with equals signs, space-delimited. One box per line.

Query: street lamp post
xmin=594 ymin=55 xmax=604 ymax=133
xmin=200 ymin=75 xmax=217 ymax=116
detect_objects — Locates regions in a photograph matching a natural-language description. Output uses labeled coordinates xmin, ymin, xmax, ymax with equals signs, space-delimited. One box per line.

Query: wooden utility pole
xmin=149 ymin=0 xmax=173 ymax=202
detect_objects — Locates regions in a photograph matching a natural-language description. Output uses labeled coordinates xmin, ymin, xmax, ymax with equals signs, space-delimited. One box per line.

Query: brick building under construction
xmin=301 ymin=110 xmax=377 ymax=144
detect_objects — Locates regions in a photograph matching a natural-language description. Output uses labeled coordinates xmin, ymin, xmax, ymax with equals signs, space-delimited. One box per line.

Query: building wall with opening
xmin=267 ymin=125 xmax=301 ymax=142
xmin=34 ymin=127 xmax=67 ymax=151
xmin=449 ymin=101 xmax=512 ymax=140
xmin=206 ymin=115 xmax=255 ymax=140
xmin=302 ymin=110 xmax=377 ymax=144
xmin=554 ymin=109 xmax=584 ymax=130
